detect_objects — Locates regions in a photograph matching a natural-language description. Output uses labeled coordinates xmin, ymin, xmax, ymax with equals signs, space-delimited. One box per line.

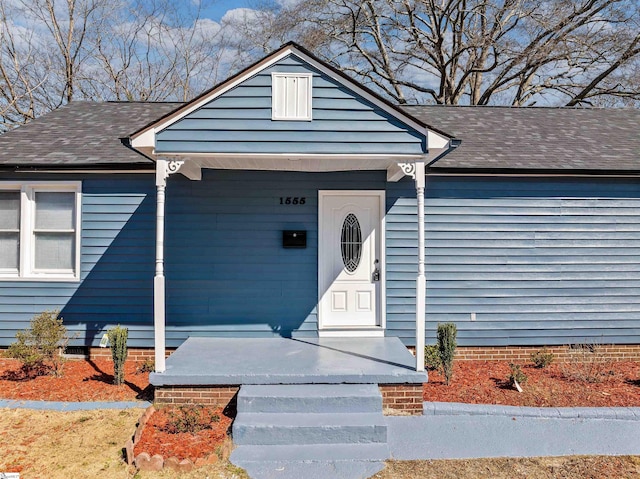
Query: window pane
xmin=35 ymin=192 xmax=75 ymax=230
xmin=0 ymin=233 xmax=19 ymax=269
xmin=0 ymin=191 xmax=20 ymax=229
xmin=34 ymin=232 xmax=74 ymax=270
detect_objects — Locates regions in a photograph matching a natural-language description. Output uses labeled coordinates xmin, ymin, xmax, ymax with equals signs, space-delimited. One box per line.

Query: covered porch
xmin=127 ymin=43 xmax=457 ymax=376
xmin=150 ymin=336 xmax=427 ymax=415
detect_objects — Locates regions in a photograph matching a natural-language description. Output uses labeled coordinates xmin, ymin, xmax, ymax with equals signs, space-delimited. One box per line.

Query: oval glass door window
xmin=341 ymin=213 xmax=362 ymax=273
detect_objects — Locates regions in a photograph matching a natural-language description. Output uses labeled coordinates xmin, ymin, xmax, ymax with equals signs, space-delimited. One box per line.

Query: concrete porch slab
xmin=150 ymin=337 xmax=427 ymax=386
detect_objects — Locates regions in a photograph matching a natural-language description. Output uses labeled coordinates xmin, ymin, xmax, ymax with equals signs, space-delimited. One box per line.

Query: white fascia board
xmin=155 ymin=152 xmax=424 ymax=161
xmin=427 ymin=130 xmax=451 ymax=150
xmin=130 ymin=128 xmax=156 ymax=151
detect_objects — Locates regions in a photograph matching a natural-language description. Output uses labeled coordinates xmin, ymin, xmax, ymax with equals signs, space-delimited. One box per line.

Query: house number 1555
xmin=280 ymin=197 xmax=306 ymax=205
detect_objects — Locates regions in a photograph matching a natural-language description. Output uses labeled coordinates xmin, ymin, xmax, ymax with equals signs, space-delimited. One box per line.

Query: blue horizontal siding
xmin=156 ymin=54 xmax=425 ymax=155
xmin=385 ymin=175 xmax=640 ymax=347
xmin=162 ymin=169 xmax=386 ymax=345
xmin=3 ymin=171 xmax=640 ymax=350
xmin=0 ymin=175 xmax=156 ymax=347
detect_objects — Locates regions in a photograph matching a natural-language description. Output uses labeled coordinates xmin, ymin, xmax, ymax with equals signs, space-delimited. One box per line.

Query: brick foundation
xmin=409 ymin=344 xmax=640 ymax=362
xmin=454 ymin=344 xmax=640 ymax=362
xmin=154 ymin=385 xmax=240 ymax=409
xmin=87 ymin=344 xmax=640 ymax=363
xmin=88 ymin=347 xmax=174 ymax=362
xmin=379 ymin=384 xmax=424 ymax=415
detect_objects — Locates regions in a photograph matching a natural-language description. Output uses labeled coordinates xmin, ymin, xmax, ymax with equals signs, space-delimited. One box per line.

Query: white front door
xmin=318 ymin=191 xmax=384 ymax=332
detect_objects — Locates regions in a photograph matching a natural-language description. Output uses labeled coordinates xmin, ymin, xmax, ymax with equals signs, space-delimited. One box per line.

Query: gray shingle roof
xmin=0 ymin=101 xmax=638 ymax=172
xmin=0 ymin=101 xmax=180 ymax=168
xmin=404 ymin=105 xmax=640 ymax=172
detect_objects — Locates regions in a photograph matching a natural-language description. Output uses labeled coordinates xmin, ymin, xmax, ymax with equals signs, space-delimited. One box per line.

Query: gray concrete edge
xmin=150 ymin=373 xmax=427 ymax=386
xmin=424 ymin=401 xmax=640 ymax=420
xmin=0 ymin=399 xmax=150 ymax=411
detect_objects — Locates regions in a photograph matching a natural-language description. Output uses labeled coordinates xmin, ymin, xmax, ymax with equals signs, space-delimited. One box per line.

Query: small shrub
xmin=163 ymin=404 xmax=220 ymax=434
xmin=107 ymin=325 xmax=128 ymax=386
xmin=508 ymin=363 xmax=528 ymax=389
xmin=136 ymin=357 xmax=155 ymax=374
xmin=531 ymin=348 xmax=554 ymax=369
xmin=424 ymin=344 xmax=442 ymax=371
xmin=437 ymin=322 xmax=457 ymax=385
xmin=560 ymin=343 xmax=613 ymax=383
xmin=7 ymin=310 xmax=72 ymax=377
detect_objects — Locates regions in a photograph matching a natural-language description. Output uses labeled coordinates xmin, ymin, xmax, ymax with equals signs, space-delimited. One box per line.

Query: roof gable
xmin=131 ymin=43 xmax=452 ymax=156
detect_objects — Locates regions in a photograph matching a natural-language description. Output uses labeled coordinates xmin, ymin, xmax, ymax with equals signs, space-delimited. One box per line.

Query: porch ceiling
xmin=161 ymin=153 xmax=423 ymax=173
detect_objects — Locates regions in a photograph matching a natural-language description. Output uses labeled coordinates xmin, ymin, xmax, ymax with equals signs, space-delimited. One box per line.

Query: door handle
xmin=372 ymin=259 xmax=380 ymax=282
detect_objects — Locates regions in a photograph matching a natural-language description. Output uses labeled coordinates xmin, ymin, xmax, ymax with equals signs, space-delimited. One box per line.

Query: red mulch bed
xmin=0 ymin=358 xmax=151 ymax=402
xmin=134 ymin=406 xmax=232 ymax=461
xmin=424 ymin=360 xmax=640 ymax=407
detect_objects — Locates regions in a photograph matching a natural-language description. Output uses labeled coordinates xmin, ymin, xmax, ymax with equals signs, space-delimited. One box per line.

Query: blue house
xmin=1 ymin=42 xmax=639 ymax=383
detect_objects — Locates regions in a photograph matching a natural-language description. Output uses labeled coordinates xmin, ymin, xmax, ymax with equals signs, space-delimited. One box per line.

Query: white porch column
xmin=154 ymin=159 xmax=168 ymax=373
xmin=153 ymin=158 xmax=185 ymax=373
xmin=398 ymin=160 xmax=427 ymax=372
xmin=415 ymin=161 xmax=426 ymax=372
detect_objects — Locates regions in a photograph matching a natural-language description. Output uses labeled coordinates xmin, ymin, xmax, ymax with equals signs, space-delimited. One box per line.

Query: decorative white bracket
xmin=398 ymin=162 xmax=417 ymax=180
xmin=156 ymin=158 xmax=185 ymax=186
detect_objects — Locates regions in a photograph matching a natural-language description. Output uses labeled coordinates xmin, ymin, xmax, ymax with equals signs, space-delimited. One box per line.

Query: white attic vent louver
xmin=272 ymin=73 xmax=312 ymax=121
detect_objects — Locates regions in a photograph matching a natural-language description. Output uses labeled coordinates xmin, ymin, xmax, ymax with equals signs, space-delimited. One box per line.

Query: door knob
xmin=372 ymin=259 xmax=380 ymax=282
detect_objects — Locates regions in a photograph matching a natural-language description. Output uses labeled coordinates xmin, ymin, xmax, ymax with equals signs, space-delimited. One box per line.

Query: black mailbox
xmin=283 ymin=230 xmax=306 ymax=249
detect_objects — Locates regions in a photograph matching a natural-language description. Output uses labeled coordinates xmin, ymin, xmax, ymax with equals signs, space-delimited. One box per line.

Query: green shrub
xmin=107 ymin=325 xmax=128 ymax=385
xmin=7 ymin=310 xmax=71 ymax=377
xmin=437 ymin=322 xmax=457 ymax=385
xmin=424 ymin=344 xmax=442 ymax=371
xmin=136 ymin=357 xmax=155 ymax=374
xmin=531 ymin=348 xmax=554 ymax=369
xmin=508 ymin=363 xmax=528 ymax=389
xmin=163 ymin=404 xmax=220 ymax=434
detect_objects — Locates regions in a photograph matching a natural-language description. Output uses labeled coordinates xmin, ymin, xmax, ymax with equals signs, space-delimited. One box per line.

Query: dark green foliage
xmin=424 ymin=344 xmax=442 ymax=371
xmin=163 ymin=404 xmax=220 ymax=434
xmin=7 ymin=310 xmax=70 ymax=377
xmin=437 ymin=323 xmax=457 ymax=385
xmin=107 ymin=325 xmax=128 ymax=385
xmin=509 ymin=363 xmax=528 ymax=388
xmin=531 ymin=348 xmax=555 ymax=369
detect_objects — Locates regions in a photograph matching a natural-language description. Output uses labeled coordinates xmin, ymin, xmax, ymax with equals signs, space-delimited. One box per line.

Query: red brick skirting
xmin=379 ymin=384 xmax=424 ymax=415
xmin=87 ymin=344 xmax=640 ymax=363
xmin=88 ymin=347 xmax=174 ymax=362
xmin=154 ymin=385 xmax=240 ymax=409
xmin=408 ymin=344 xmax=640 ymax=362
xmin=454 ymin=344 xmax=640 ymax=362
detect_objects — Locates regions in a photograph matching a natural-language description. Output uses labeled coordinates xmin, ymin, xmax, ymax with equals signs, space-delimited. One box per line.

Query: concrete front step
xmin=233 ymin=411 xmax=387 ymax=445
xmin=231 ymin=443 xmax=390 ymax=463
xmin=234 ymin=460 xmax=386 ymax=479
xmin=238 ymin=384 xmax=382 ymax=414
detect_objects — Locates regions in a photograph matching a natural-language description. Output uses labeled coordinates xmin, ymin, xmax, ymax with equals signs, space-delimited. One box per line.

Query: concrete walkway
xmin=0 ymin=399 xmax=150 ymax=411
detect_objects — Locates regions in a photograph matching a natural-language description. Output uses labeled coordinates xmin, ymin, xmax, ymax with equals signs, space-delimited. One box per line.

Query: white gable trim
xmin=130 ymin=44 xmax=451 ymax=152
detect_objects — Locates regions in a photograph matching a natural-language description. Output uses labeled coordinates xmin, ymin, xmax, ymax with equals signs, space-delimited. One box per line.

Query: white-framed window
xmin=272 ymin=72 xmax=313 ymax=121
xmin=0 ymin=182 xmax=81 ymax=281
